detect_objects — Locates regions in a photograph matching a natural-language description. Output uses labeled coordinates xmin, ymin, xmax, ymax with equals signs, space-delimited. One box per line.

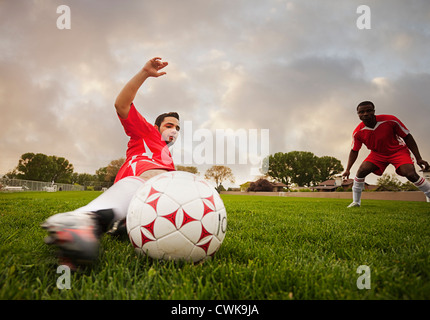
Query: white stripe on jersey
xmin=360 ymin=120 xmax=410 ymax=135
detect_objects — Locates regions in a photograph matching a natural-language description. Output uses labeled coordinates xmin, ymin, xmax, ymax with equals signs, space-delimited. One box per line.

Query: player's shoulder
xmin=121 ymin=103 xmax=159 ymax=138
xmin=376 ymin=114 xmax=401 ymax=122
xmin=128 ymin=103 xmax=153 ymax=126
xmin=352 ymin=122 xmax=365 ymax=134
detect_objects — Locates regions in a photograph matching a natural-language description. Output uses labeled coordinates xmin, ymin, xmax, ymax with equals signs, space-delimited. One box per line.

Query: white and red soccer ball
xmin=126 ymin=171 xmax=227 ymax=262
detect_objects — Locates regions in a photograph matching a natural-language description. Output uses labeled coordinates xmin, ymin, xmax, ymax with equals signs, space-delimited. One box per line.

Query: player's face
xmin=357 ymin=105 xmax=376 ymax=126
xmin=157 ymin=117 xmax=180 ymax=145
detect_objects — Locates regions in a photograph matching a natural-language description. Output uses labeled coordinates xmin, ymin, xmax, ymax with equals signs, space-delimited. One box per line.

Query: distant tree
xmin=265 ymin=152 xmax=291 ymax=188
xmin=287 ymin=151 xmax=319 ymax=187
xmin=12 ymin=152 xmax=73 ymax=183
xmin=71 ymin=172 xmax=96 ymax=186
xmin=50 ymin=156 xmax=74 ymax=183
xmin=376 ymin=173 xmax=402 ymax=191
xmin=316 ymin=156 xmax=344 ymax=182
xmin=204 ymin=165 xmax=235 ymax=190
xmin=95 ymin=167 xmax=108 ymax=183
xmin=105 ymin=158 xmax=125 ymax=183
xmin=266 ymin=151 xmax=343 ymax=187
xmin=4 ymin=169 xmax=18 ymax=179
xmin=400 ymin=181 xmax=419 ymax=191
xmin=71 ymin=172 xmax=79 ymax=184
xmin=217 ymin=184 xmax=226 ymax=192
xmin=240 ymin=181 xmax=251 ymax=191
xmin=248 ymin=178 xmax=273 ymax=192
xmin=176 ymin=165 xmax=199 ymax=174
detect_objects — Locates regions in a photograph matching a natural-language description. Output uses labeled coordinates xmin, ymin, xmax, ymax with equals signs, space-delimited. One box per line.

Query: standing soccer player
xmin=42 ymin=57 xmax=180 ymax=268
xmin=342 ymin=101 xmax=430 ymax=208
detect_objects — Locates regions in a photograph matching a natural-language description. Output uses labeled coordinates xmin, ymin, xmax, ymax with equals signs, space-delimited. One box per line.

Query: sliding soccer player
xmin=42 ymin=57 xmax=179 ymax=269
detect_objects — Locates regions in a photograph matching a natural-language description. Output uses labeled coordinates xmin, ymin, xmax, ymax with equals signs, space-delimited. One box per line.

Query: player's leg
xmin=41 ymin=176 xmax=146 ymax=269
xmin=75 ymin=175 xmax=148 ymax=235
xmin=396 ymin=164 xmax=430 ymax=199
xmin=348 ymin=161 xmax=379 ymax=208
xmin=75 ymin=176 xmax=146 ymax=221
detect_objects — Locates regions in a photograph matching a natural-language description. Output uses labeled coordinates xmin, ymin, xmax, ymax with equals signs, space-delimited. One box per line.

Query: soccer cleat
xmin=41 ymin=209 xmax=114 ymax=270
xmin=106 ymin=218 xmax=127 ymax=237
xmin=347 ymin=202 xmax=361 ymax=208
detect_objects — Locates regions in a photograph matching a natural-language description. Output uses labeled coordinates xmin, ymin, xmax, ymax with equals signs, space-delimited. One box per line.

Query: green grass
xmin=0 ymin=191 xmax=429 ymax=300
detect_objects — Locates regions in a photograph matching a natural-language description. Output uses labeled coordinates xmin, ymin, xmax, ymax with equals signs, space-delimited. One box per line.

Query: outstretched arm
xmin=115 ymin=57 xmax=168 ymax=119
xmin=403 ymin=134 xmax=430 ymax=171
xmin=342 ymin=149 xmax=359 ymax=179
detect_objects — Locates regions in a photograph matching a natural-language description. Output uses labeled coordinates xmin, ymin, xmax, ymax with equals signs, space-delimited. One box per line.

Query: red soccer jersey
xmin=351 ymin=114 xmax=410 ymax=155
xmin=114 ymin=103 xmax=175 ymax=183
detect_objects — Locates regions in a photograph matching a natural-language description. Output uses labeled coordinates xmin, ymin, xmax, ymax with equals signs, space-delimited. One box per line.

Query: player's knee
xmin=405 ymin=172 xmax=420 ymax=182
xmin=397 ymin=165 xmax=419 ymax=182
xmin=356 ymin=161 xmax=377 ymax=178
xmin=356 ymin=167 xmax=371 ymax=178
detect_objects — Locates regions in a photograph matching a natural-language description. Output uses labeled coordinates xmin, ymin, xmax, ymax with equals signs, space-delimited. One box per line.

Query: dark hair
xmin=154 ymin=112 xmax=179 ymax=128
xmin=357 ymin=101 xmax=375 ymax=110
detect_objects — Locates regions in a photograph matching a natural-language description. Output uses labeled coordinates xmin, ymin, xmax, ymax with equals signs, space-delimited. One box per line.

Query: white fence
xmin=0 ymin=178 xmax=84 ymax=192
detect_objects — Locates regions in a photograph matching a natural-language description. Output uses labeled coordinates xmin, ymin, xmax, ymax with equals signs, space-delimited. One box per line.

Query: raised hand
xmin=142 ymin=57 xmax=168 ymax=78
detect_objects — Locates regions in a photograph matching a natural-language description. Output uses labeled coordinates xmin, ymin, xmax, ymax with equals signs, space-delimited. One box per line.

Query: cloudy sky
xmin=1 ymin=0 xmax=429 ymax=187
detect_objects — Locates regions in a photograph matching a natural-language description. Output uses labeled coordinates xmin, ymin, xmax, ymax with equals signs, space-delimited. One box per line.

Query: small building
xmin=271 ymin=182 xmax=287 ymax=192
xmin=244 ymin=179 xmax=287 ymax=192
xmin=312 ymin=178 xmax=375 ymax=192
xmin=240 ymin=181 xmax=251 ymax=192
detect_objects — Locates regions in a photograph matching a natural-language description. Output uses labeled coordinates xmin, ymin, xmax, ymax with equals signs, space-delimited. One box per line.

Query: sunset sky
xmin=1 ymin=0 xmax=429 ymax=187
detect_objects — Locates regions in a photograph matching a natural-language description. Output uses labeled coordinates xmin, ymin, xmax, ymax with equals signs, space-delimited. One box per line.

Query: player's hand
xmin=143 ymin=57 xmax=168 ymax=78
xmin=417 ymin=159 xmax=430 ymax=172
xmin=341 ymin=170 xmax=350 ymax=180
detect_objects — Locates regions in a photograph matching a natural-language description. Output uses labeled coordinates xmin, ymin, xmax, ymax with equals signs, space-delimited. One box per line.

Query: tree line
xmin=4 ymin=153 xmax=124 ymax=188
xmin=263 ymin=151 xmax=344 ymax=188
xmin=4 ymin=151 xmax=343 ymax=189
xmin=4 ymin=153 xmax=236 ymax=191
xmin=4 ymin=151 xmax=419 ymax=192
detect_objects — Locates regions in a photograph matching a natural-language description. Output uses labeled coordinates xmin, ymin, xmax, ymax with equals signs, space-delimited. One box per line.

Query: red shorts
xmin=365 ymin=148 xmax=414 ymax=176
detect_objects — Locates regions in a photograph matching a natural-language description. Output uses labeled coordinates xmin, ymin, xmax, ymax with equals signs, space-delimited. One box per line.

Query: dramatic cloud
xmin=1 ymin=0 xmax=429 ymax=186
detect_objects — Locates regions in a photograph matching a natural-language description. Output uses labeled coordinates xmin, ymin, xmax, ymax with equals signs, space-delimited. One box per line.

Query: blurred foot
xmin=41 ymin=209 xmax=114 ymax=269
xmin=347 ymin=202 xmax=361 ymax=208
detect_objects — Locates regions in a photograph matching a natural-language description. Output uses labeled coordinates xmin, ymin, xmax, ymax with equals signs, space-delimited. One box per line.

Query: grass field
xmin=0 ymin=191 xmax=429 ymax=301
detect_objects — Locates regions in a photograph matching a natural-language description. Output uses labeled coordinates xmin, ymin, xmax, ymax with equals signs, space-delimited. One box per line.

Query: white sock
xmin=413 ymin=177 xmax=430 ymax=199
xmin=75 ymin=176 xmax=146 ymax=221
xmin=352 ymin=177 xmax=365 ymax=204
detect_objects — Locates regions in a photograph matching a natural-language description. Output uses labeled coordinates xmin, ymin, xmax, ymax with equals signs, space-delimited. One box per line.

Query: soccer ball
xmin=126 ymin=171 xmax=227 ymax=262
